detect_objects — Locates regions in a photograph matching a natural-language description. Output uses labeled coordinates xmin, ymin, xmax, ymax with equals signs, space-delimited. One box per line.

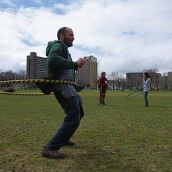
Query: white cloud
xmin=0 ymin=0 xmax=172 ymax=75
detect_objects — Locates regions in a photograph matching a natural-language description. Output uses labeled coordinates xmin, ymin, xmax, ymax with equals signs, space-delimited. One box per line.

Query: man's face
xmin=63 ymin=28 xmax=74 ymax=47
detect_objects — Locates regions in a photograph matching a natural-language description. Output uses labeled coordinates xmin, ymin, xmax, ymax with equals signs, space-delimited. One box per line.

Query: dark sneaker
xmin=64 ymin=141 xmax=75 ymax=146
xmin=41 ymin=148 xmax=66 ymax=159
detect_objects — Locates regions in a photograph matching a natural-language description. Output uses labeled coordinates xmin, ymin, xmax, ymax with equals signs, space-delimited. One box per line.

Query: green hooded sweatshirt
xmin=46 ymin=40 xmax=78 ymax=79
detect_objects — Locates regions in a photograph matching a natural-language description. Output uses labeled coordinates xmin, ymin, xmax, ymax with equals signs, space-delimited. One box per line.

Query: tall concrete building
xmin=26 ymin=52 xmax=47 ymax=79
xmin=76 ymin=56 xmax=97 ymax=89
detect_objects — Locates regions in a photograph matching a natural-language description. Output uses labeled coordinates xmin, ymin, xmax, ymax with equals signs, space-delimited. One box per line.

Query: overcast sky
xmin=0 ymin=0 xmax=172 ymax=75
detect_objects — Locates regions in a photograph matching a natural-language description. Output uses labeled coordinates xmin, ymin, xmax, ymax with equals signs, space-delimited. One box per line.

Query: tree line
xmin=105 ymin=69 xmax=170 ymax=91
xmin=0 ymin=69 xmax=26 ymax=81
xmin=0 ymin=69 xmax=171 ymax=91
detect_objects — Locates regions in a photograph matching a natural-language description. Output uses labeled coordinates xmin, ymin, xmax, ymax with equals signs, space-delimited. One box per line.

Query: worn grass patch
xmin=0 ymin=90 xmax=172 ymax=172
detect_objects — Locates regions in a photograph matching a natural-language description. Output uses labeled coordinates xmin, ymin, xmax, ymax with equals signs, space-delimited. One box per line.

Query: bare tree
xmin=120 ymin=78 xmax=127 ymax=91
xmin=2 ymin=70 xmax=15 ymax=80
xmin=143 ymin=68 xmax=158 ymax=73
xmin=160 ymin=73 xmax=168 ymax=91
xmin=155 ymin=74 xmax=160 ymax=91
xmin=0 ymin=69 xmax=27 ymax=89
xmin=17 ymin=70 xmax=26 ymax=80
xmin=110 ymin=72 xmax=118 ymax=90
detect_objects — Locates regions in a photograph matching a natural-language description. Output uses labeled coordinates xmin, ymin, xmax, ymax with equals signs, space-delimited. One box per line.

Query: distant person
xmin=41 ymin=27 xmax=85 ymax=159
xmin=98 ymin=72 xmax=108 ymax=105
xmin=143 ymin=72 xmax=151 ymax=107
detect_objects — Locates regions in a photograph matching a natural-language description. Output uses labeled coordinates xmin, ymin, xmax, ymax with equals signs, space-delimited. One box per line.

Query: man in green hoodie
xmin=41 ymin=27 xmax=85 ymax=159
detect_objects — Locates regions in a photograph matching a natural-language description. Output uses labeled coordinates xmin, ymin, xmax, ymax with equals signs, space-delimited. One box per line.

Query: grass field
xmin=0 ymin=90 xmax=172 ymax=172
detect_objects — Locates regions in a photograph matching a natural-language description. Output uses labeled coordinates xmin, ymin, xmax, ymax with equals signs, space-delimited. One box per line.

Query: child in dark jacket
xmin=98 ymin=72 xmax=108 ymax=105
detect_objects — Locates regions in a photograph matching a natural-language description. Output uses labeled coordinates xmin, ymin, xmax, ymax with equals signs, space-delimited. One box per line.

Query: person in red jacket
xmin=98 ymin=72 xmax=108 ymax=105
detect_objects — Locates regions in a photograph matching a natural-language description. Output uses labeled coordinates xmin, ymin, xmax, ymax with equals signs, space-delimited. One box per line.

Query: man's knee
xmin=64 ymin=104 xmax=80 ymax=123
xmin=64 ymin=96 xmax=84 ymax=123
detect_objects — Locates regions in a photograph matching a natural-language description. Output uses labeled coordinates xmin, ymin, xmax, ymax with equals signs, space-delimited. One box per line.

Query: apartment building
xmin=76 ymin=56 xmax=97 ymax=89
xmin=26 ymin=52 xmax=47 ymax=79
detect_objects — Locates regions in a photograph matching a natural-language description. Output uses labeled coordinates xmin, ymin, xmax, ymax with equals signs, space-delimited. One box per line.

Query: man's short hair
xmin=57 ymin=27 xmax=68 ymax=39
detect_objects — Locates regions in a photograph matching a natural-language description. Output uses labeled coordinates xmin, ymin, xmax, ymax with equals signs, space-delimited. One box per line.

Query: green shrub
xmin=3 ymin=87 xmax=16 ymax=92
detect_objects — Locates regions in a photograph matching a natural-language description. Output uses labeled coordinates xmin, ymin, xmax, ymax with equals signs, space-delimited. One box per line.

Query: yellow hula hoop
xmin=0 ymin=91 xmax=47 ymax=96
xmin=0 ymin=79 xmax=76 ymax=96
xmin=0 ymin=79 xmax=75 ymax=85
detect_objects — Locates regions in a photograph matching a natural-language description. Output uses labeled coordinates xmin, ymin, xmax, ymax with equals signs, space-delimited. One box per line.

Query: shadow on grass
xmin=70 ymin=145 xmax=122 ymax=172
xmin=66 ymin=142 xmax=146 ymax=172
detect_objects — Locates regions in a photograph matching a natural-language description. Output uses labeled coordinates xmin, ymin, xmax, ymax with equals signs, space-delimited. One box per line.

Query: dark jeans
xmin=46 ymin=93 xmax=84 ymax=150
xmin=99 ymin=87 xmax=106 ymax=104
xmin=144 ymin=91 xmax=149 ymax=107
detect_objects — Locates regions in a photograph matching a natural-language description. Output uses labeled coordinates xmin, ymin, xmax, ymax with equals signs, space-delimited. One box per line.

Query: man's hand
xmin=76 ymin=58 xmax=86 ymax=68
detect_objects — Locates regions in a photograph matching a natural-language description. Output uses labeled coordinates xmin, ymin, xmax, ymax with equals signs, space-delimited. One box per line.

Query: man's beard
xmin=64 ymin=37 xmax=73 ymax=47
